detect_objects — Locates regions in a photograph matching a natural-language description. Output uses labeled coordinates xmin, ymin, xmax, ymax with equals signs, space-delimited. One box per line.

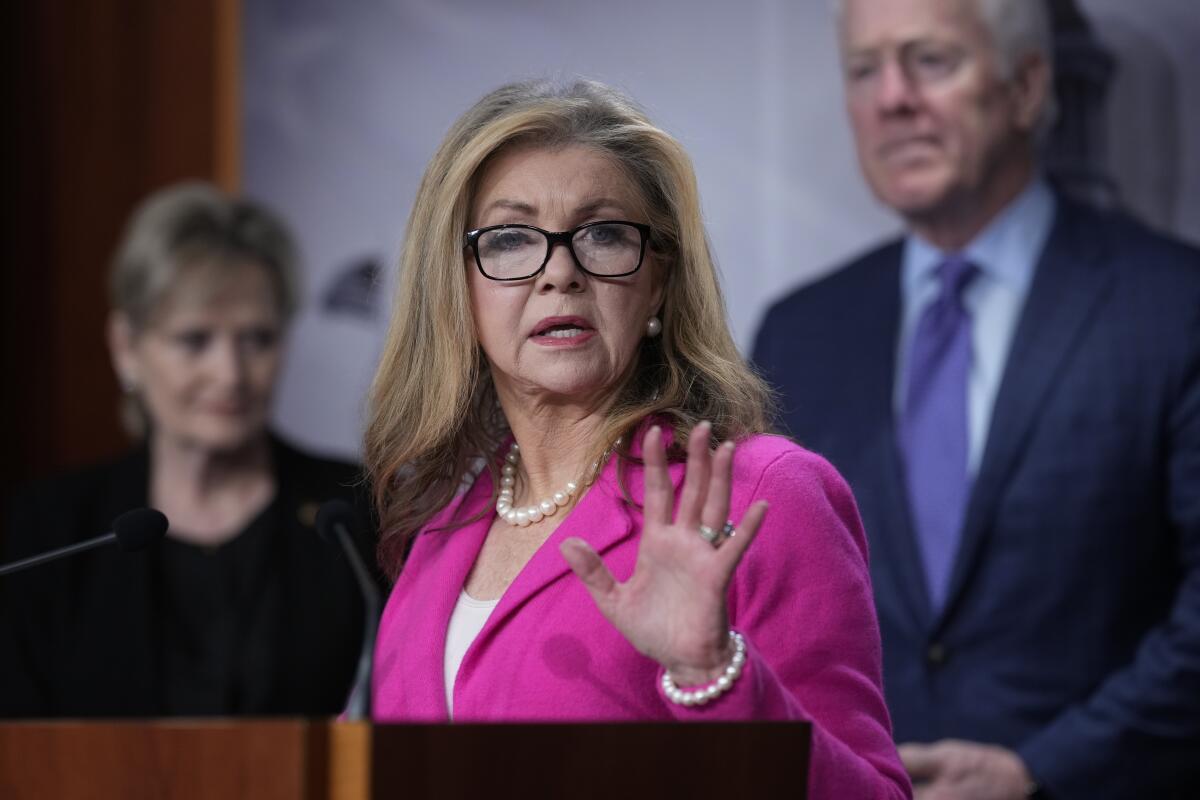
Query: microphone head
xmin=315 ymin=498 xmax=359 ymax=543
xmin=112 ymin=508 xmax=169 ymax=552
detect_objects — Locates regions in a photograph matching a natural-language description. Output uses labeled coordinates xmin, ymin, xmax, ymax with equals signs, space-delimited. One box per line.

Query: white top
xmin=896 ymin=177 xmax=1057 ymax=474
xmin=443 ymin=589 xmax=500 ymax=718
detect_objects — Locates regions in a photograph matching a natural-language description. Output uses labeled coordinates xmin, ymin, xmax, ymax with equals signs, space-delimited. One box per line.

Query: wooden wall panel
xmin=1 ymin=0 xmax=239 ymax=505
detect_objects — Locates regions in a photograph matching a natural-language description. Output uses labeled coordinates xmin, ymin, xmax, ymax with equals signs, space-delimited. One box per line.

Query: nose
xmin=210 ymin=335 xmax=247 ymax=389
xmin=536 ymin=238 xmax=585 ymax=293
xmin=876 ymin=57 xmax=918 ymax=114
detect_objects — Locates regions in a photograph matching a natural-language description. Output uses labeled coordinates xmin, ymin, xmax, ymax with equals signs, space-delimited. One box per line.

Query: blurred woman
xmin=365 ymin=80 xmax=910 ymax=799
xmin=1 ymin=183 xmax=372 ymax=717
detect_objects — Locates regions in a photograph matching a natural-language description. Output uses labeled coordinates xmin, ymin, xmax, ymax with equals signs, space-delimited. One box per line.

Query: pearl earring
xmin=646 ymin=316 xmax=662 ymax=337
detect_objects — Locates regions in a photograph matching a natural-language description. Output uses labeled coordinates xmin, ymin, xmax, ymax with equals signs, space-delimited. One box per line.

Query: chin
xmin=524 ymin=369 xmax=615 ymax=401
xmin=877 ymin=178 xmax=954 ymax=219
xmin=189 ymin=423 xmax=266 ymax=454
xmin=867 ymin=157 xmax=951 ymax=210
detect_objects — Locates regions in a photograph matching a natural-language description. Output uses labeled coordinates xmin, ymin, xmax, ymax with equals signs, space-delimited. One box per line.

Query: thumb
xmin=899 ymin=743 xmax=944 ymax=781
xmin=560 ymin=537 xmax=618 ymax=613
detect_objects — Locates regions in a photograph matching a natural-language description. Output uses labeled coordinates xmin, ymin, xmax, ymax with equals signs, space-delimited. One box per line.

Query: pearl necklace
xmin=495 ymin=438 xmax=621 ymax=527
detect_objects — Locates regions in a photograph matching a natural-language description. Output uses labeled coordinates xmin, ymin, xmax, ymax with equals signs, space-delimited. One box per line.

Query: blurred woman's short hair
xmin=365 ymin=79 xmax=773 ymax=576
xmin=109 ymin=181 xmax=301 ymax=331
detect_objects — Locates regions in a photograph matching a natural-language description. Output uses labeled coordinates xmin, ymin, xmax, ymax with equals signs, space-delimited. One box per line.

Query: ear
xmin=107 ymin=311 xmax=140 ymax=389
xmin=1011 ymin=50 xmax=1052 ymax=134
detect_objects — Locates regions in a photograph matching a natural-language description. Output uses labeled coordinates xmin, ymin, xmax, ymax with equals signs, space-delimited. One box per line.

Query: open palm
xmin=560 ymin=422 xmax=768 ymax=686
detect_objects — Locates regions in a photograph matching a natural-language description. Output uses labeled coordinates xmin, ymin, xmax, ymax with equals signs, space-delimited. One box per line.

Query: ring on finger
xmin=711 ymin=520 xmax=736 ymax=547
xmin=699 ymin=520 xmax=736 ymax=548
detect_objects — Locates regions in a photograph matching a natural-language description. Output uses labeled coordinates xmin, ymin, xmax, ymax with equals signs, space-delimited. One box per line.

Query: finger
xmin=899 ymin=743 xmax=944 ymax=781
xmin=700 ymin=440 xmax=735 ymax=530
xmin=919 ymin=788 xmax=959 ymax=800
xmin=675 ymin=421 xmax=712 ymax=527
xmin=560 ymin=538 xmax=619 ymax=616
xmin=641 ymin=425 xmax=672 ymax=527
xmin=714 ymin=499 xmax=767 ymax=574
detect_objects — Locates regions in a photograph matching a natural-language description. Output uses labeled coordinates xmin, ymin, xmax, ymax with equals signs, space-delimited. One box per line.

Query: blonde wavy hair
xmin=365 ymin=79 xmax=773 ymax=577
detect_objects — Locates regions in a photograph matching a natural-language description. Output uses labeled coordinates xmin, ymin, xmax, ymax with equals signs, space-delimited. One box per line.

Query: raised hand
xmin=560 ymin=421 xmax=768 ymax=686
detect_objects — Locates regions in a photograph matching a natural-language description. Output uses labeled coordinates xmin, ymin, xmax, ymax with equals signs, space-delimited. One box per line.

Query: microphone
xmin=0 ymin=508 xmax=169 ymax=577
xmin=316 ymin=499 xmax=381 ymax=721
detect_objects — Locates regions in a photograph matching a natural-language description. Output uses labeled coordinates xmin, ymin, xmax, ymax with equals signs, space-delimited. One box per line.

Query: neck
xmin=907 ymin=152 xmax=1037 ymax=252
xmin=151 ymin=433 xmax=272 ymax=497
xmin=497 ymin=390 xmax=614 ymax=504
xmin=149 ymin=432 xmax=275 ymax=543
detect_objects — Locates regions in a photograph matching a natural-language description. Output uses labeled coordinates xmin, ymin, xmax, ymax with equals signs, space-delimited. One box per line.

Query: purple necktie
xmin=899 ymin=255 xmax=977 ymax=611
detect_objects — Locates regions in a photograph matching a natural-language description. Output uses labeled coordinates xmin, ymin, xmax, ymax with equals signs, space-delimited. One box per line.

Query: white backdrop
xmin=243 ymin=0 xmax=1200 ymax=460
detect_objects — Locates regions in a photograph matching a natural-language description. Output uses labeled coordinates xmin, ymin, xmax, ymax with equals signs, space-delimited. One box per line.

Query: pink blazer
xmin=373 ymin=433 xmax=911 ymax=799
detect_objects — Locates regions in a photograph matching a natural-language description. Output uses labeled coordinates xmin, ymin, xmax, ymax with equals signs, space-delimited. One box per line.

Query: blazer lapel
xmin=476 ymin=454 xmax=654 ymax=640
xmin=457 ymin=428 xmax=687 ymax=691
xmin=935 ymin=200 xmax=1115 ymax=629
xmin=397 ymin=477 xmax=495 ymax=719
xmin=426 ymin=452 xmax=647 ymax=717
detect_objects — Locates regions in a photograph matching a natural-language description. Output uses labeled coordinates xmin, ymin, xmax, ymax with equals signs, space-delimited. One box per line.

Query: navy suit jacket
xmin=753 ymin=198 xmax=1200 ymax=799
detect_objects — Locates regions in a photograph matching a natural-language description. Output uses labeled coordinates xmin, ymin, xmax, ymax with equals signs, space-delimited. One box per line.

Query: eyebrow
xmin=480 ymin=198 xmax=537 ymax=217
xmin=847 ymin=35 xmax=960 ymax=57
xmin=576 ymin=197 xmax=631 ymax=216
xmin=477 ymin=196 xmax=633 ymax=221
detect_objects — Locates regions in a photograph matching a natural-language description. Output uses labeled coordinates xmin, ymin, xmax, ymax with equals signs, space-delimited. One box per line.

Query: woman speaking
xmin=366 ymin=80 xmax=909 ymax=798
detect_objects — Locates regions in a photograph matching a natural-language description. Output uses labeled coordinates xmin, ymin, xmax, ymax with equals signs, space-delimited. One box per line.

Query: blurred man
xmin=753 ymin=0 xmax=1200 ymax=797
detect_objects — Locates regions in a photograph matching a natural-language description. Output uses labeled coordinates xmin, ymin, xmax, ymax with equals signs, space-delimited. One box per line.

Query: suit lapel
xmin=857 ymin=429 xmax=935 ymax=629
xmin=849 ymin=247 xmax=935 ymax=632
xmin=935 ymin=200 xmax=1114 ymax=630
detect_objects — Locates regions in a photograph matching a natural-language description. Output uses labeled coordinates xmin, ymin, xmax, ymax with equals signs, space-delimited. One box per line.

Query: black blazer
xmin=753 ymin=197 xmax=1200 ymax=799
xmin=0 ymin=434 xmax=377 ymax=718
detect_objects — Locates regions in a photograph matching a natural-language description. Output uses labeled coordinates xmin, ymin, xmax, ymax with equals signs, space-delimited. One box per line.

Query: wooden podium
xmin=0 ymin=719 xmax=810 ymax=799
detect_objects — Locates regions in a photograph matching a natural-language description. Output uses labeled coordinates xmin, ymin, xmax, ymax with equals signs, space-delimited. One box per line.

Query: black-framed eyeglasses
xmin=463 ymin=220 xmax=652 ymax=282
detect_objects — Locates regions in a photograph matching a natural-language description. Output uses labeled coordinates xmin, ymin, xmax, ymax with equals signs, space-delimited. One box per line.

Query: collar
xmin=902 ymin=177 xmax=1056 ymax=295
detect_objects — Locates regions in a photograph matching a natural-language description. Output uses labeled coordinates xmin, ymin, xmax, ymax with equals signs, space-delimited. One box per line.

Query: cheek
xmin=139 ymin=352 xmax=189 ymax=402
xmin=468 ymin=279 xmax=524 ymax=355
xmin=848 ymin=103 xmax=881 ymax=149
xmin=931 ymin=82 xmax=1006 ymax=156
xmin=249 ymin=351 xmax=282 ymax=393
xmin=137 ymin=369 xmax=191 ymax=426
xmin=466 ymin=277 xmax=490 ymax=343
xmin=601 ymin=287 xmax=654 ymax=349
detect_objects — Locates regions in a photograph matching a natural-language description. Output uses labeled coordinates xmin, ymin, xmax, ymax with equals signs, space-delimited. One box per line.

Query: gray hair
xmin=109 ymin=181 xmax=302 ymax=331
xmin=836 ymin=0 xmax=1058 ymax=135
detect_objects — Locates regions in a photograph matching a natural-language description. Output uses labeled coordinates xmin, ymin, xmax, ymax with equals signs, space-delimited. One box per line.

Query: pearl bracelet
xmin=660 ymin=630 xmax=747 ymax=707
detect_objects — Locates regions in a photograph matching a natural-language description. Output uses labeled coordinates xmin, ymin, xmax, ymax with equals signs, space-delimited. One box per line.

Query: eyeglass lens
xmin=476 ymin=223 xmax=643 ymax=279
